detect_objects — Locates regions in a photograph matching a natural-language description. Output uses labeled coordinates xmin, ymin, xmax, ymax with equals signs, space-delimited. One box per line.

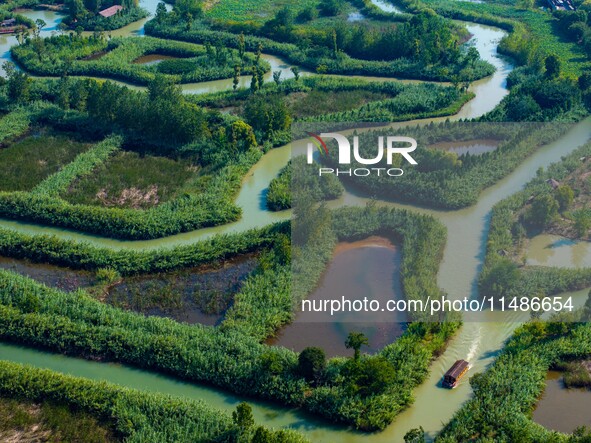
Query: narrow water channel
xmin=0 ymin=2 xmax=590 ymax=442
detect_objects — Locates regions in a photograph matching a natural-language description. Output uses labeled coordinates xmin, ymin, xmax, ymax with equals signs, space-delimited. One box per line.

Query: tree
xmin=272 ymin=70 xmax=281 ymax=85
xmin=579 ymin=71 xmax=591 ymax=91
xmin=316 ymin=64 xmax=328 ymax=74
xmin=319 ymin=0 xmax=344 ymax=16
xmin=545 ymin=54 xmax=561 ymax=79
xmin=345 ymin=331 xmax=369 ymax=361
xmin=342 ymin=356 xmax=395 ymax=396
xmin=67 ymin=0 xmax=86 ymax=20
xmin=244 ymin=94 xmax=291 ymax=136
xmin=57 ymin=77 xmax=71 ymax=109
xmin=480 ymin=257 xmax=519 ymax=299
xmin=555 ymin=184 xmax=574 ymax=211
xmin=2 ymin=62 xmax=31 ymax=103
xmin=404 ymin=427 xmax=426 ymax=443
xmin=233 ymin=65 xmax=241 ymax=90
xmin=332 ymin=29 xmax=338 ymax=56
xmin=34 ymin=19 xmax=46 ymax=38
xmin=290 ymin=66 xmax=300 ymax=81
xmin=237 ymin=32 xmax=245 ymax=60
xmin=517 ymin=0 xmax=534 ymax=9
xmin=250 ymin=65 xmax=259 ymax=92
xmin=155 ymin=2 xmax=167 ymax=23
xmin=251 ymin=426 xmax=272 ymax=443
xmin=184 ymin=12 xmax=193 ymax=31
xmin=255 ymin=42 xmax=262 ymax=65
xmin=573 ymin=209 xmax=591 ymax=238
xmin=527 ymin=194 xmax=559 ymax=227
xmin=464 ymin=46 xmax=480 ymax=66
xmin=297 ymin=347 xmax=326 ymax=382
xmin=232 ymin=402 xmax=254 ymax=431
xmin=229 ymin=120 xmax=257 ymax=152
xmin=256 ymin=65 xmax=264 ymax=89
xmin=174 ymin=0 xmax=202 ymax=17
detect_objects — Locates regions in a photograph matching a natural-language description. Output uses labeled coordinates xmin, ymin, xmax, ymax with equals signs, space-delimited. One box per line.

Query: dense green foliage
xmin=144 ymin=11 xmax=494 ymax=82
xmin=63 ymin=4 xmax=148 ymax=32
xmin=11 ymin=34 xmax=268 ymax=85
xmin=0 ymin=76 xmax=265 ymax=239
xmin=0 ymin=200 xmax=457 ymax=431
xmin=325 ymin=122 xmax=573 ymax=209
xmin=0 ymin=148 xmax=256 ymax=239
xmin=0 ymin=220 xmax=284 ymax=275
xmin=480 ymin=141 xmax=591 ymax=301
xmin=63 ymin=150 xmax=195 ymax=208
xmin=0 ymin=360 xmax=308 ymax=442
xmin=0 ymin=109 xmax=30 ymax=145
xmin=30 ymin=134 xmax=122 ymax=198
xmin=0 ymin=130 xmax=92 ymax=192
xmin=189 ymin=76 xmax=474 ymax=128
xmin=437 ymin=320 xmax=591 ymax=443
xmin=266 ymin=157 xmax=344 ymax=211
xmin=414 ymin=0 xmax=591 ymax=76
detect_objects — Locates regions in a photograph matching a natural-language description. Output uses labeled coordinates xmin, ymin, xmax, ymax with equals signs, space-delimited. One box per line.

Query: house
xmin=546 ymin=178 xmax=561 ymax=189
xmin=1 ymin=18 xmax=17 ymax=27
xmin=546 ymin=0 xmax=576 ymax=11
xmin=98 ymin=5 xmax=124 ymax=18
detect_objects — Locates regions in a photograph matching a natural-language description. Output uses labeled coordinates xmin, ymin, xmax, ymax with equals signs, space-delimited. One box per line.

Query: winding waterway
xmin=0 ymin=1 xmax=590 ymax=442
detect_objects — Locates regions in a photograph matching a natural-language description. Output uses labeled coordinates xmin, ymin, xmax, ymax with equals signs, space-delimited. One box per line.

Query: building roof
xmin=546 ymin=178 xmax=561 ymax=189
xmin=444 ymin=360 xmax=469 ymax=381
xmin=98 ymin=5 xmax=124 ymax=18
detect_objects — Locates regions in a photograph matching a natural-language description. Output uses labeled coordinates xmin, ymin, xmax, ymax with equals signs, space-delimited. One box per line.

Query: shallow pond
xmin=533 ymin=370 xmax=591 ymax=433
xmin=132 ymin=54 xmax=178 ymax=66
xmin=268 ymin=237 xmax=407 ymax=357
xmin=107 ymin=255 xmax=258 ymax=326
xmin=0 ymin=256 xmax=95 ymax=292
xmin=82 ymin=51 xmax=108 ymax=61
xmin=526 ymin=234 xmax=591 ymax=268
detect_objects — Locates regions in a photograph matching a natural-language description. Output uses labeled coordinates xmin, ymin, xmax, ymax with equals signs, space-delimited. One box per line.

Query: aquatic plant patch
xmin=0 ymin=360 xmax=308 ymax=442
xmin=11 ymin=35 xmax=269 ymax=85
xmin=0 ymin=130 xmax=93 ymax=192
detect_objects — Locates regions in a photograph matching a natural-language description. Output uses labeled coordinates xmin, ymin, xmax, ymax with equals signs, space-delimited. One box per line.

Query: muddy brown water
xmin=132 ymin=54 xmax=178 ymax=65
xmin=268 ymin=237 xmax=407 ymax=357
xmin=0 ymin=256 xmax=95 ymax=292
xmin=82 ymin=51 xmax=107 ymax=61
xmin=533 ymin=371 xmax=591 ymax=433
xmin=106 ymin=255 xmax=258 ymax=326
xmin=526 ymin=234 xmax=591 ymax=269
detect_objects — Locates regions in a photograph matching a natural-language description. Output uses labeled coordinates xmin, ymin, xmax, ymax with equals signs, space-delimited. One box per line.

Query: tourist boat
xmin=442 ymin=359 xmax=469 ymax=389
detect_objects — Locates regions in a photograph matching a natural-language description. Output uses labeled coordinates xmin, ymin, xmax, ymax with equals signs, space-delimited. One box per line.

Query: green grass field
xmin=0 ymin=132 xmax=91 ymax=192
xmin=63 ymin=151 xmax=197 ymax=209
xmin=205 ymin=0 xmax=320 ymax=23
xmin=287 ymin=89 xmax=390 ymax=118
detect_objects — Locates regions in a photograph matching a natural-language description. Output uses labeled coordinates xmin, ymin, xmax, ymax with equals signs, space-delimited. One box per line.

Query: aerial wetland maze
xmin=0 ymin=0 xmax=590 ymax=441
